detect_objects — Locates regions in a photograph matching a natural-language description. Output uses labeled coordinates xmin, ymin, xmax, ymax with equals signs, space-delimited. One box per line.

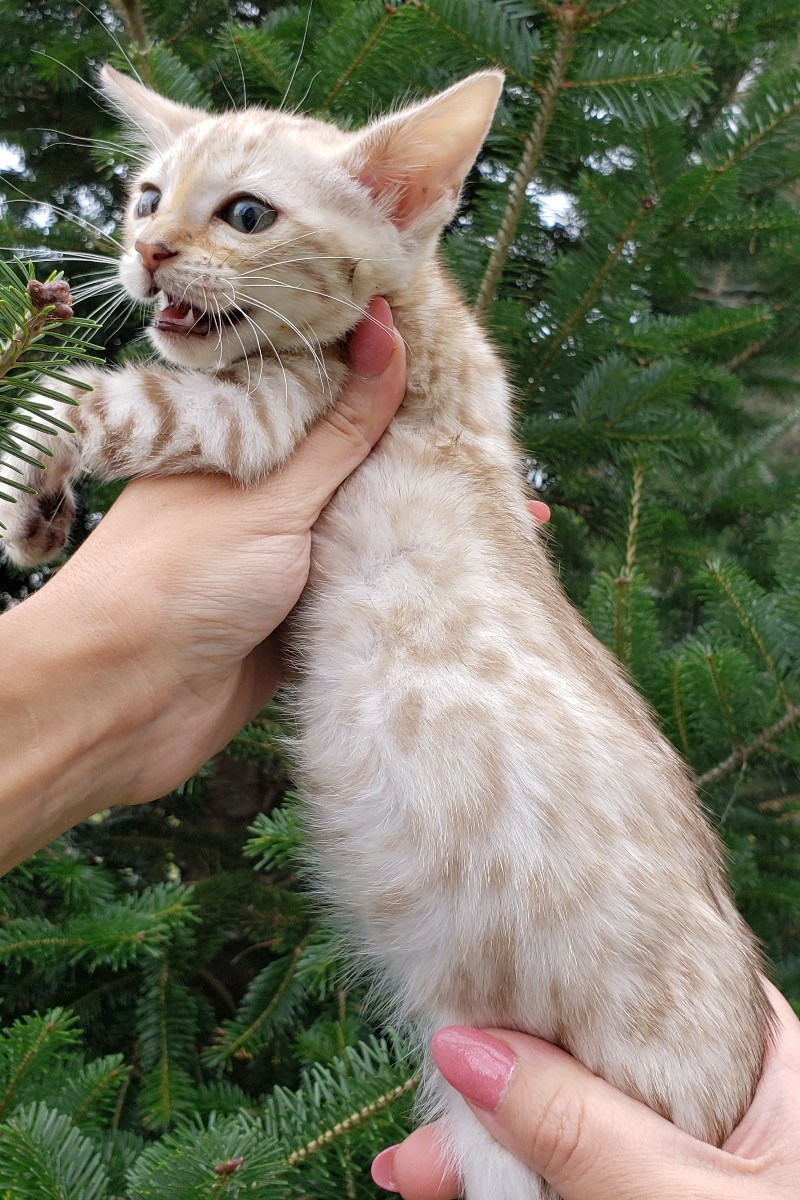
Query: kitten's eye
xmin=135 ymin=188 xmax=161 ymax=219
xmin=220 ymin=197 xmax=277 ymax=235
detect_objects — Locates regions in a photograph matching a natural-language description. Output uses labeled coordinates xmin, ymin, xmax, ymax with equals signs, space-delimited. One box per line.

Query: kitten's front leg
xmin=0 ymin=385 xmax=85 ymax=568
xmin=0 ymin=353 xmax=345 ymax=568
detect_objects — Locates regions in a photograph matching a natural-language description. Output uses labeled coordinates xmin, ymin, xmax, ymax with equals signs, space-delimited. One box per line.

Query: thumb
xmin=265 ymin=296 xmax=406 ymax=526
xmin=431 ymin=1027 xmax=721 ymax=1200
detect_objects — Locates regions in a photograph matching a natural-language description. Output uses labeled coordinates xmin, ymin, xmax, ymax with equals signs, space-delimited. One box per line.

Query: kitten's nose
xmin=135 ymin=240 xmax=178 ymax=275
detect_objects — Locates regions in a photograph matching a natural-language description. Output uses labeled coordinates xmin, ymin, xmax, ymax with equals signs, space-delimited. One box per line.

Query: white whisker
xmin=245 ymin=278 xmax=407 ymax=348
xmin=281 ymin=1 xmax=313 ymax=113
xmin=72 ymin=0 xmax=147 ymax=87
xmin=2 ymin=189 xmax=123 ymax=253
xmin=33 ymin=127 xmax=147 ymax=167
xmin=242 ymin=294 xmax=330 ymax=392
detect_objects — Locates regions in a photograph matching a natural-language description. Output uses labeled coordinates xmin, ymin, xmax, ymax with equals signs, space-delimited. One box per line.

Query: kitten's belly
xmin=292 ymin=435 xmax=746 ymax=1036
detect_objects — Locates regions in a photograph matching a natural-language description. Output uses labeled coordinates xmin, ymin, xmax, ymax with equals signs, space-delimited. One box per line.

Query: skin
xmin=377 ymin=980 xmax=800 ymax=1200
xmin=0 ymin=298 xmax=405 ymax=874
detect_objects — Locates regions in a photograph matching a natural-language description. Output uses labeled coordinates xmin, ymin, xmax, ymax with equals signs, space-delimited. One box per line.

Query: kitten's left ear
xmin=99 ymin=65 xmax=204 ymax=151
xmin=345 ymin=72 xmax=504 ymax=234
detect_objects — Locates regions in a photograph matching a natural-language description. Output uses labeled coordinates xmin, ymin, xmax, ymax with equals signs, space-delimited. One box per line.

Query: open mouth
xmin=152 ymin=293 xmax=248 ymax=338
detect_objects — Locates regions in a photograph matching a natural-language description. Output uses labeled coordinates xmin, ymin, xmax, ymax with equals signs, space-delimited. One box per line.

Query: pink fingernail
xmin=432 ymin=1027 xmax=516 ymax=1113
xmin=346 ymin=296 xmax=395 ymax=376
xmin=371 ymin=1145 xmax=400 ymax=1192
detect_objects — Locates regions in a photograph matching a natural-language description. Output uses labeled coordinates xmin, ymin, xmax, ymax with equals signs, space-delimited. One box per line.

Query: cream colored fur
xmin=0 ymin=69 xmax=769 ymax=1199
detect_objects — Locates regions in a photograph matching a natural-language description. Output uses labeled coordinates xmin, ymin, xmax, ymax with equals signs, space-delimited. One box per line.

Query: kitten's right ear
xmin=98 ymin=66 xmax=204 ymax=151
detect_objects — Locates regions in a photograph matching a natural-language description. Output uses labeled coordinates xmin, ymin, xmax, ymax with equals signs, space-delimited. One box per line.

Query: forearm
xmin=0 ymin=557 xmax=168 ymax=873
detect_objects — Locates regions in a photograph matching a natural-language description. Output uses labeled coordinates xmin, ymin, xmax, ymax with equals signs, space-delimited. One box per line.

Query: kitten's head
xmin=100 ymin=67 xmax=503 ymax=370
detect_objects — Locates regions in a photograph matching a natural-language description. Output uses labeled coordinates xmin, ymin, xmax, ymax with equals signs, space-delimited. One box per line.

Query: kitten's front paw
xmin=0 ymin=484 xmax=77 ymax=568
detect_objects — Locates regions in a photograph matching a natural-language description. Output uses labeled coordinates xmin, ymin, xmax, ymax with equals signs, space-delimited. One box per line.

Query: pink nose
xmin=135 ymin=240 xmax=178 ymax=274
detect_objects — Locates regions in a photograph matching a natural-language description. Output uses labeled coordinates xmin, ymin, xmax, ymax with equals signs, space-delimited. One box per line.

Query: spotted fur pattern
xmin=0 ymin=69 xmax=769 ymax=1199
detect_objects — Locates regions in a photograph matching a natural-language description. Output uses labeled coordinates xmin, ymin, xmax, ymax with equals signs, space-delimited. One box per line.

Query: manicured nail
xmin=347 ymin=296 xmax=395 ymax=376
xmin=371 ymin=1145 xmax=400 ymax=1192
xmin=432 ymin=1027 xmax=516 ymax=1113
xmin=527 ymin=499 xmax=551 ymax=525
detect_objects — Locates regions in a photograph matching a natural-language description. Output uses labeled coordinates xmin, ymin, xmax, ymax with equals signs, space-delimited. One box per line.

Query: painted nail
xmin=371 ymin=1145 xmax=400 ymax=1192
xmin=346 ymin=296 xmax=395 ymax=376
xmin=432 ymin=1026 xmax=516 ymax=1113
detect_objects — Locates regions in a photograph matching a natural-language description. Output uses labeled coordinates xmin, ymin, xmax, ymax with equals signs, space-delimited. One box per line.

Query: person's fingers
xmin=265 ymin=296 xmax=406 ymax=524
xmin=373 ymin=1124 xmax=460 ymax=1199
xmin=723 ymin=980 xmax=800 ymax=1162
xmin=430 ymin=1027 xmax=725 ymax=1200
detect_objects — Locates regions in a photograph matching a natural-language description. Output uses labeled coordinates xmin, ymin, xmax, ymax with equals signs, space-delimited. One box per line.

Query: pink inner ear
xmin=349 ymin=73 xmax=503 ymax=231
xmin=357 ymin=162 xmax=451 ymax=231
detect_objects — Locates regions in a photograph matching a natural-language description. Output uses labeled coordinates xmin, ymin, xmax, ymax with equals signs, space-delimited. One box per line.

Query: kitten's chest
xmin=304 ymin=422 xmax=521 ymax=639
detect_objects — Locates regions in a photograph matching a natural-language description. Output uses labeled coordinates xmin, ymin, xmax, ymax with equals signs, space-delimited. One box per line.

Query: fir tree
xmin=1 ymin=1 xmax=799 ymax=1193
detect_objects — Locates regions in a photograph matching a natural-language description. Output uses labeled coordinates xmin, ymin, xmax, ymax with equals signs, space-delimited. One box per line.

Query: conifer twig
xmin=705 ymin=562 xmax=793 ymax=712
xmin=695 ymin=703 xmax=800 ymax=789
xmin=529 ymin=200 xmax=650 ymax=390
xmin=474 ymin=8 xmax=582 ymax=315
xmin=623 ymin=461 xmax=643 ymax=579
xmin=285 ymin=1075 xmax=419 ymax=1166
xmin=321 ymin=8 xmax=396 ymax=111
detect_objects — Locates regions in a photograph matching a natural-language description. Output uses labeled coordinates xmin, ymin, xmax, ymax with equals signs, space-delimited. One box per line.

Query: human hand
xmin=0 ymin=299 xmax=405 ymax=868
xmin=374 ymin=980 xmax=800 ymax=1199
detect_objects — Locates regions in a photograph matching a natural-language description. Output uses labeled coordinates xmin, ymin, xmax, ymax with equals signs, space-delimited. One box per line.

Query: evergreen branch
xmin=641 ymin=125 xmax=664 ymax=194
xmin=321 ymin=6 xmax=395 ymax=111
xmin=154 ymin=958 xmax=174 ymax=1123
xmin=0 ymin=1010 xmax=77 ymax=1122
xmin=663 ymin=83 xmax=800 ymax=234
xmin=0 ymin=1102 xmax=111 ymax=1200
xmin=564 ymin=38 xmax=706 ymax=95
xmin=704 ymin=650 xmax=743 ymax=755
xmin=475 ymin=11 xmax=580 ymax=313
xmin=406 ymin=0 xmax=535 ymax=86
xmin=696 ymin=703 xmax=800 ymax=789
xmin=613 ymin=576 xmax=632 ymax=668
xmin=529 ymin=200 xmax=649 ymax=387
xmin=1 ymin=264 xmax=101 ymax=496
xmin=284 ymin=1074 xmax=419 ymax=1165
xmin=705 ymin=562 xmax=793 ymax=711
xmin=670 ymin=658 xmax=692 ymax=760
xmin=209 ymin=927 xmax=315 ymax=1064
xmin=620 ymin=307 xmax=773 ymax=356
xmin=111 ymin=1047 xmax=135 ymax=1136
xmin=64 ymin=1058 xmax=128 ymax=1130
xmin=723 ymin=335 xmax=771 ymax=373
xmin=718 ymin=92 xmax=800 ymax=173
xmin=562 ymin=68 xmax=700 ymax=88
xmin=723 ymin=315 xmax=800 ymax=373
xmin=702 ymin=405 xmax=800 ymax=505
xmin=623 ymin=460 xmax=643 ymax=578
xmin=226 ymin=29 xmax=290 ymax=98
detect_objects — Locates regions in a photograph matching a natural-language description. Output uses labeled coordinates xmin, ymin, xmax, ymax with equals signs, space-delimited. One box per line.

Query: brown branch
xmin=475 ymin=9 xmax=582 ymax=315
xmin=695 ymin=703 xmax=800 ymax=790
xmin=107 ymin=0 xmax=149 ymax=50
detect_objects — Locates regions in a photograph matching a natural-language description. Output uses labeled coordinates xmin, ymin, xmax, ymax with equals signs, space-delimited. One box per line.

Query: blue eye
xmin=135 ymin=187 xmax=161 ymax=218
xmin=221 ymin=197 xmax=277 ymax=234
